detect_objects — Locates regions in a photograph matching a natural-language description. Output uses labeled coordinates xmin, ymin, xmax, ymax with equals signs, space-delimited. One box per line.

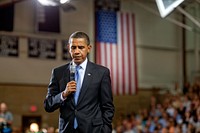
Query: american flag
xmin=95 ymin=10 xmax=138 ymax=95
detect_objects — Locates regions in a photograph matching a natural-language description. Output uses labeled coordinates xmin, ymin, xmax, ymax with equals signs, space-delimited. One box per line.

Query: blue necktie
xmin=74 ymin=65 xmax=81 ymax=129
xmin=74 ymin=65 xmax=81 ymax=104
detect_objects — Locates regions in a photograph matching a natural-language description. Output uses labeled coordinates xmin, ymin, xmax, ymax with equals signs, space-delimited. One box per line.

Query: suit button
xmin=75 ymin=109 xmax=77 ymax=115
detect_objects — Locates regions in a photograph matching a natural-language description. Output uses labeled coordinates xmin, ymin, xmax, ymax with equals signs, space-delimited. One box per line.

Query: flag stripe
xmin=124 ymin=13 xmax=130 ymax=94
xmin=126 ymin=13 xmax=132 ymax=94
xmin=130 ymin=13 xmax=134 ymax=94
xmin=109 ymin=43 xmax=113 ymax=93
xmin=117 ymin=13 xmax=123 ymax=95
xmin=112 ymin=45 xmax=117 ymax=95
xmin=133 ymin=14 xmax=138 ymax=93
xmin=96 ymin=42 xmax=100 ymax=64
xmin=120 ymin=13 xmax=125 ymax=95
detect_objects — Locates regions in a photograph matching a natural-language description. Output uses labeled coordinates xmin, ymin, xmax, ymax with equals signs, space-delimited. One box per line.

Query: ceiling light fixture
xmin=156 ymin=0 xmax=184 ymax=18
xmin=37 ymin=0 xmax=70 ymax=6
xmin=60 ymin=0 xmax=70 ymax=4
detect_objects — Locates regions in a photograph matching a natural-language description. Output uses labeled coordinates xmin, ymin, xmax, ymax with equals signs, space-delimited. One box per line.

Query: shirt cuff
xmin=60 ymin=92 xmax=67 ymax=101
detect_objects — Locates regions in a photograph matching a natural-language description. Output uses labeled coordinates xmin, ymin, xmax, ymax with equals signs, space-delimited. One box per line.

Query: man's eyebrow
xmin=71 ymin=45 xmax=85 ymax=47
xmin=71 ymin=46 xmax=85 ymax=48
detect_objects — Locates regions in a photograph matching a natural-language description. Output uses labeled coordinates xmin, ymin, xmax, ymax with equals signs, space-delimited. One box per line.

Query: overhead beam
xmin=177 ymin=6 xmax=200 ymax=29
xmin=132 ymin=1 xmax=193 ymax=31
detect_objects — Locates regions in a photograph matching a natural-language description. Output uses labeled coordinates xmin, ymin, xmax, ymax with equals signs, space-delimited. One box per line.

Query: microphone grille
xmin=70 ymin=62 xmax=76 ymax=73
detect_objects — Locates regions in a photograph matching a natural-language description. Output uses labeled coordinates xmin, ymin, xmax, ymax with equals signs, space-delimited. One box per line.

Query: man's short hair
xmin=68 ymin=31 xmax=90 ymax=45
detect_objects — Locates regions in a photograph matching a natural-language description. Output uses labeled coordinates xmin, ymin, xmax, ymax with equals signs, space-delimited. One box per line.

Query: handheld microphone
xmin=70 ymin=62 xmax=76 ymax=81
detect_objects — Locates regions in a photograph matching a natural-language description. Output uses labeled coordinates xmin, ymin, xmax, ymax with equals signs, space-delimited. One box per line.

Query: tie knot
xmin=76 ymin=65 xmax=81 ymax=71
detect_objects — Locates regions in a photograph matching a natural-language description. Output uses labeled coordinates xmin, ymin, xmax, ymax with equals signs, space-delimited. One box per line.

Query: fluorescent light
xmin=37 ymin=0 xmax=72 ymax=6
xmin=37 ymin=0 xmax=58 ymax=6
xmin=60 ymin=0 xmax=70 ymax=4
xmin=156 ymin=0 xmax=184 ymax=18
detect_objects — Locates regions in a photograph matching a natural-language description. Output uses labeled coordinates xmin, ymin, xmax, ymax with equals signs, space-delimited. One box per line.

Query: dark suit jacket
xmin=44 ymin=61 xmax=115 ymax=133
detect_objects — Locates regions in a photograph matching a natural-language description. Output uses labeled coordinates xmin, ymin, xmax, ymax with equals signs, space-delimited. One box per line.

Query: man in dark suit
xmin=44 ymin=31 xmax=115 ymax=133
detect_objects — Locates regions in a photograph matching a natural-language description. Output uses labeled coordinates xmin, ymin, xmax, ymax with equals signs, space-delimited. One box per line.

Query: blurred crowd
xmin=1 ymin=80 xmax=200 ymax=133
xmin=112 ymin=81 xmax=200 ymax=133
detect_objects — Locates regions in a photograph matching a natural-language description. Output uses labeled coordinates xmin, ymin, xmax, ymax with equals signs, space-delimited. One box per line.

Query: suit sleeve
xmin=100 ymin=68 xmax=115 ymax=132
xmin=44 ymin=69 xmax=63 ymax=112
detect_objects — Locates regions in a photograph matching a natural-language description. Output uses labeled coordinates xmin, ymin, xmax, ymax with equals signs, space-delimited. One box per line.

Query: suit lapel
xmin=77 ymin=61 xmax=93 ymax=106
xmin=62 ymin=64 xmax=70 ymax=89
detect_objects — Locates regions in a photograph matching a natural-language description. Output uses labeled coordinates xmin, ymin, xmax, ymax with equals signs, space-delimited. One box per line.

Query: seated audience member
xmin=0 ymin=102 xmax=13 ymax=126
xmin=0 ymin=102 xmax=13 ymax=133
xmin=47 ymin=126 xmax=55 ymax=133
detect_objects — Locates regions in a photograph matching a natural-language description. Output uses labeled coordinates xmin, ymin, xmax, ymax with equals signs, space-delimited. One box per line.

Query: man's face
xmin=0 ymin=103 xmax=7 ymax=113
xmin=68 ymin=38 xmax=91 ymax=65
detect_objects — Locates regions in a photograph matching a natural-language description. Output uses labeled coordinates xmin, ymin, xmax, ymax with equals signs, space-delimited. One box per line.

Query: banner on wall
xmin=36 ymin=2 xmax=60 ymax=33
xmin=28 ymin=38 xmax=56 ymax=59
xmin=62 ymin=40 xmax=71 ymax=61
xmin=0 ymin=35 xmax=19 ymax=57
xmin=0 ymin=4 xmax=14 ymax=31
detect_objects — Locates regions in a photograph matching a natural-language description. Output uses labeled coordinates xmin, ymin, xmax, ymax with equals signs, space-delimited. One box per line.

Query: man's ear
xmin=67 ymin=44 xmax=70 ymax=50
xmin=67 ymin=44 xmax=72 ymax=55
xmin=87 ymin=45 xmax=92 ymax=53
xmin=67 ymin=44 xmax=71 ymax=52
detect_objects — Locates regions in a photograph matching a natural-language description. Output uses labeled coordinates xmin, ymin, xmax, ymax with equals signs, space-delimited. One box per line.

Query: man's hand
xmin=62 ymin=81 xmax=77 ymax=98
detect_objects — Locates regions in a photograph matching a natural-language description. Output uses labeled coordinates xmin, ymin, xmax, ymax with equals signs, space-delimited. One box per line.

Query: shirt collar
xmin=74 ymin=58 xmax=87 ymax=70
xmin=80 ymin=58 xmax=87 ymax=70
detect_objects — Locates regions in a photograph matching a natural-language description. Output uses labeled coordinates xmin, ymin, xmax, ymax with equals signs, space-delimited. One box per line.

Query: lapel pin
xmin=88 ymin=73 xmax=91 ymax=76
